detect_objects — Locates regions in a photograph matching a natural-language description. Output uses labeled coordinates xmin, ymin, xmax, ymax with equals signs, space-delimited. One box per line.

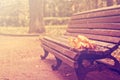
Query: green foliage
xmin=0 ymin=25 xmax=67 ymax=36
xmin=44 ymin=17 xmax=70 ymax=25
xmin=0 ymin=0 xmax=29 ymax=27
xmin=0 ymin=27 xmax=29 ymax=34
xmin=45 ymin=25 xmax=67 ymax=36
xmin=44 ymin=0 xmax=73 ymax=17
xmin=0 ymin=0 xmax=119 ymax=27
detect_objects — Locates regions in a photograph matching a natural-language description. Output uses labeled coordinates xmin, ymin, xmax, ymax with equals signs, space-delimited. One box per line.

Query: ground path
xmin=0 ymin=35 xmax=120 ymax=80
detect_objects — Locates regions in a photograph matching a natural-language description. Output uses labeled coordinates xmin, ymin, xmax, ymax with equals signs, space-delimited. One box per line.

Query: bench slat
xmin=67 ymin=29 xmax=120 ymax=37
xmin=61 ymin=36 xmax=116 ymax=49
xmin=68 ymin=23 xmax=120 ymax=30
xmin=43 ymin=36 xmax=110 ymax=50
xmin=41 ymin=38 xmax=78 ymax=60
xmin=72 ymin=5 xmax=120 ymax=19
xmin=43 ymin=36 xmax=111 ymax=52
xmin=70 ymin=16 xmax=120 ymax=24
xmin=41 ymin=44 xmax=77 ymax=68
xmin=43 ymin=36 xmax=70 ymax=48
xmin=65 ymin=32 xmax=120 ymax=44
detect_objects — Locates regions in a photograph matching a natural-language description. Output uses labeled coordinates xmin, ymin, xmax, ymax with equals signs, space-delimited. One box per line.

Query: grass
xmin=0 ymin=25 xmax=67 ymax=35
xmin=45 ymin=25 xmax=67 ymax=36
xmin=0 ymin=26 xmax=29 ymax=35
xmin=44 ymin=17 xmax=70 ymax=20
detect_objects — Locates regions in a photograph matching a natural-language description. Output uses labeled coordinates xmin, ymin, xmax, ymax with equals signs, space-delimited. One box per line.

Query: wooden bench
xmin=40 ymin=6 xmax=120 ymax=80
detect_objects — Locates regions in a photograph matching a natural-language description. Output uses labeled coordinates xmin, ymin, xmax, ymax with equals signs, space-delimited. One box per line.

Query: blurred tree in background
xmin=0 ymin=0 xmax=120 ymax=32
xmin=0 ymin=0 xmax=29 ymax=27
xmin=29 ymin=0 xmax=45 ymax=33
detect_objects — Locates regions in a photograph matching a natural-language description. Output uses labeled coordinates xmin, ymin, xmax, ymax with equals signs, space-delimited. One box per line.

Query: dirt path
xmin=0 ymin=35 xmax=120 ymax=80
xmin=0 ymin=35 xmax=76 ymax=80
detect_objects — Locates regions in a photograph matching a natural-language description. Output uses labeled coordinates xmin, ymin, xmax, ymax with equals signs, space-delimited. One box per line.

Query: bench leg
xmin=108 ymin=55 xmax=119 ymax=66
xmin=108 ymin=55 xmax=120 ymax=74
xmin=51 ymin=57 xmax=62 ymax=70
xmin=75 ymin=65 xmax=87 ymax=80
xmin=40 ymin=49 xmax=49 ymax=60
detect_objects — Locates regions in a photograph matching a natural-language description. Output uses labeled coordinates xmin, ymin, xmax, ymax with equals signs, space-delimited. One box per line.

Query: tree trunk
xmin=29 ymin=0 xmax=45 ymax=33
xmin=107 ymin=0 xmax=113 ymax=6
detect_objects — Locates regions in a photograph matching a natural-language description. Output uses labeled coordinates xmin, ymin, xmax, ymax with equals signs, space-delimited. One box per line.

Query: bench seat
xmin=40 ymin=5 xmax=120 ymax=80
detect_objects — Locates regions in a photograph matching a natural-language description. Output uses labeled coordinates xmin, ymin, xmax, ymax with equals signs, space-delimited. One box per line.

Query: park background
xmin=0 ymin=0 xmax=120 ymax=80
xmin=0 ymin=0 xmax=120 ymax=35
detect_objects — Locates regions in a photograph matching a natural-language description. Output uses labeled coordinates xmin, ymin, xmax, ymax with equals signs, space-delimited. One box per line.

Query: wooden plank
xmin=68 ymin=23 xmax=120 ymax=30
xmin=41 ymin=44 xmax=77 ymax=68
xmin=57 ymin=37 xmax=110 ymax=53
xmin=60 ymin=35 xmax=115 ymax=49
xmin=67 ymin=29 xmax=120 ymax=37
xmin=65 ymin=33 xmax=120 ymax=44
xmin=72 ymin=5 xmax=120 ymax=19
xmin=43 ymin=36 xmax=70 ymax=48
xmin=70 ymin=16 xmax=120 ymax=24
xmin=53 ymin=36 xmax=113 ymax=53
xmin=41 ymin=38 xmax=78 ymax=60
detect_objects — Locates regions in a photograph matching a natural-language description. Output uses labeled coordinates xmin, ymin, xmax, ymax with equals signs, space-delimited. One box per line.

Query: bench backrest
xmin=65 ymin=6 xmax=120 ymax=49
